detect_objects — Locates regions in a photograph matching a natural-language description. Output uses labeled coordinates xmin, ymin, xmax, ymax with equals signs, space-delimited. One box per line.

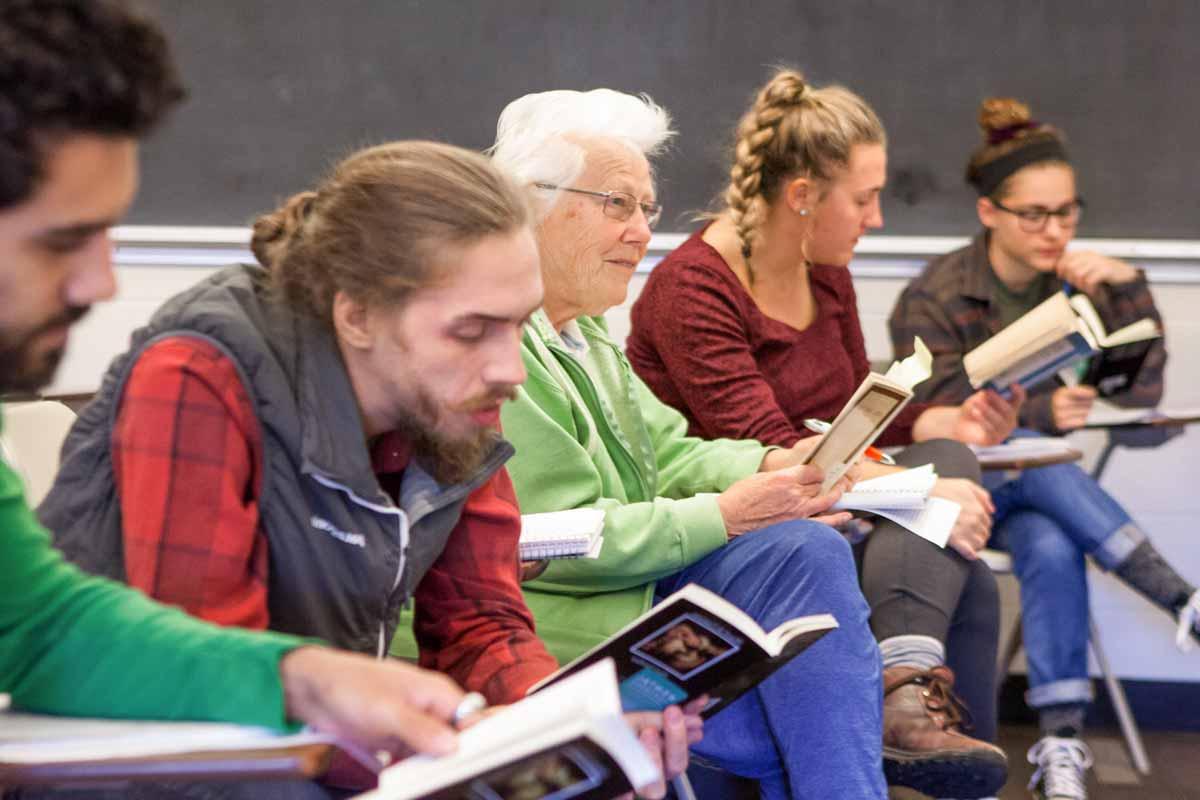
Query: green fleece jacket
xmin=0 ymin=412 xmax=303 ymax=726
xmin=501 ymin=311 xmax=769 ymax=663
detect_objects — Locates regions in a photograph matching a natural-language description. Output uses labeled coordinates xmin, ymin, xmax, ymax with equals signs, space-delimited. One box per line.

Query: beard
xmin=0 ymin=306 xmax=89 ymax=394
xmin=391 ymin=383 xmax=517 ymax=485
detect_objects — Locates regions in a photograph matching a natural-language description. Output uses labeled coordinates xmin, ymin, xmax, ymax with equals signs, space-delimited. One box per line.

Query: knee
xmin=962 ymin=559 xmax=1001 ymax=633
xmin=753 ymin=519 xmax=853 ymax=566
xmin=1003 ymin=511 xmax=1083 ymax=574
xmin=902 ymin=438 xmax=982 ymax=483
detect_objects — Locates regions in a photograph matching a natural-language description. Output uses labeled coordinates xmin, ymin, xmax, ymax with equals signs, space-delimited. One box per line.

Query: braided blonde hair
xmin=724 ymin=69 xmax=885 ymax=281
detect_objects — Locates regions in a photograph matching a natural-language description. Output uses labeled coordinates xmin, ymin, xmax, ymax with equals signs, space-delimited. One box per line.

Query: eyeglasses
xmin=534 ymin=182 xmax=663 ymax=229
xmin=990 ymin=197 xmax=1085 ymax=233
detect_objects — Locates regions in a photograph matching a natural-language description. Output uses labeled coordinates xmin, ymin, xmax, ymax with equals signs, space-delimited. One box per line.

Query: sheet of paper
xmin=868 ymin=496 xmax=961 ymax=548
xmin=969 ymin=438 xmax=1075 ymax=465
xmin=883 ymin=336 xmax=933 ymax=391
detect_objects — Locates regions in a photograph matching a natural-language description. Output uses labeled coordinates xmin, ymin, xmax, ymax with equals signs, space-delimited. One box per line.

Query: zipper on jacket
xmin=310 ymin=472 xmax=409 ymax=659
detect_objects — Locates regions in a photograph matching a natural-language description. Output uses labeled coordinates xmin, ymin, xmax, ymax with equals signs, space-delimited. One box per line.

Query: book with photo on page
xmin=519 ymin=509 xmax=605 ymax=561
xmin=0 ymin=712 xmax=377 ymax=787
xmin=832 ymin=464 xmax=962 ymax=549
xmin=528 ymin=584 xmax=837 ymax=720
xmin=803 ymin=337 xmax=933 ymax=491
xmin=963 ymin=291 xmax=1160 ymax=399
xmin=355 ymin=660 xmax=660 ymax=800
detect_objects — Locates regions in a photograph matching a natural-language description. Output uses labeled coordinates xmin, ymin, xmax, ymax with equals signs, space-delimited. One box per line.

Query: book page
xmin=964 ymin=292 xmax=1080 ymax=386
xmin=1068 ymin=293 xmax=1160 ymax=348
xmin=805 ymin=379 xmax=910 ymax=491
xmin=883 ymin=336 xmax=933 ymax=390
xmin=369 ymin=660 xmax=659 ymax=800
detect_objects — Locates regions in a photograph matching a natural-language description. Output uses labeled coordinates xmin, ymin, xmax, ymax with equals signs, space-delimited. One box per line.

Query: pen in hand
xmin=802 ymin=418 xmax=895 ymax=465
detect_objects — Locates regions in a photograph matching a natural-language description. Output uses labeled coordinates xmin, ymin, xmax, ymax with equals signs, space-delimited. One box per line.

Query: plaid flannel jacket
xmin=888 ymin=232 xmax=1165 ymax=434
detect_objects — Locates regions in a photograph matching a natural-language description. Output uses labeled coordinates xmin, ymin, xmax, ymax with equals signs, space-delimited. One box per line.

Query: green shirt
xmin=502 ymin=312 xmax=769 ymax=662
xmin=0 ymin=411 xmax=303 ymax=726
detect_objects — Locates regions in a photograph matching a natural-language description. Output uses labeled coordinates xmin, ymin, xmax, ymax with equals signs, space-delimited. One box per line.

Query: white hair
xmin=489 ymin=89 xmax=675 ymax=218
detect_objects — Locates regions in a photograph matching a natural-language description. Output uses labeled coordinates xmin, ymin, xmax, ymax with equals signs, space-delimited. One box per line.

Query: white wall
xmin=54 ymin=227 xmax=1200 ymax=682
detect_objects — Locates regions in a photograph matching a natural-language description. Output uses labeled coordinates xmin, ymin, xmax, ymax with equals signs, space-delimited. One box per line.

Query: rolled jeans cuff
xmin=1026 ymin=678 xmax=1094 ymax=709
xmin=1093 ymin=521 xmax=1146 ymax=571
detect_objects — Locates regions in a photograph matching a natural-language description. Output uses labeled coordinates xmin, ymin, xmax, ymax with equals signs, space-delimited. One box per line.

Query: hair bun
xmin=250 ymin=190 xmax=316 ymax=269
xmin=763 ymin=69 xmax=809 ymax=108
xmin=978 ymin=97 xmax=1031 ymax=136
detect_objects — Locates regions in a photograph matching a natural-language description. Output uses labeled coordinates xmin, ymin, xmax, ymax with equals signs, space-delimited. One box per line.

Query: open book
xmin=520 ymin=509 xmax=605 ymax=561
xmin=0 ymin=713 xmax=375 ymax=787
xmin=529 ymin=584 xmax=837 ymax=720
xmin=804 ymin=338 xmax=933 ymax=491
xmin=964 ymin=292 xmax=1160 ymax=398
xmin=356 ymin=660 xmax=659 ymax=800
xmin=832 ymin=464 xmax=961 ymax=548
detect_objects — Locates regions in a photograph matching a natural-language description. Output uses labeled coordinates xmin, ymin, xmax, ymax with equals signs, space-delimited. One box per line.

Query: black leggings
xmin=855 ymin=438 xmax=1001 ymax=741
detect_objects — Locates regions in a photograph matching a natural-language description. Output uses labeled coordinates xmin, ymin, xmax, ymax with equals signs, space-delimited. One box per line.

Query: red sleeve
xmin=413 ymin=467 xmax=558 ymax=704
xmin=632 ymin=258 xmax=806 ymax=446
xmin=826 ymin=267 xmax=927 ymax=447
xmin=113 ymin=337 xmax=269 ymax=629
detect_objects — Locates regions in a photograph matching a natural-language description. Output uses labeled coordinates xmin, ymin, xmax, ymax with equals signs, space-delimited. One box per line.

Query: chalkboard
xmin=134 ymin=0 xmax=1199 ymax=238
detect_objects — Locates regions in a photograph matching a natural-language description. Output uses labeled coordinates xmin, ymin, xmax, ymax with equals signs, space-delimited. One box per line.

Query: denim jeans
xmin=655 ymin=519 xmax=886 ymax=800
xmin=984 ymin=430 xmax=1145 ymax=710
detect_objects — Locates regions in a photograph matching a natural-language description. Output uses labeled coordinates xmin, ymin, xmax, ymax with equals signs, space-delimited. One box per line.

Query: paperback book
xmin=357 ymin=660 xmax=660 ymax=800
xmin=529 ymin=584 xmax=837 ymax=719
xmin=804 ymin=337 xmax=932 ymax=491
xmin=963 ymin=291 xmax=1159 ymax=399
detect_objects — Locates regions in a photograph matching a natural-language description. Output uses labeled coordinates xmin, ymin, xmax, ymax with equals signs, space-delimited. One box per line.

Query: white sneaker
xmin=1176 ymin=589 xmax=1200 ymax=652
xmin=1027 ymin=736 xmax=1092 ymax=800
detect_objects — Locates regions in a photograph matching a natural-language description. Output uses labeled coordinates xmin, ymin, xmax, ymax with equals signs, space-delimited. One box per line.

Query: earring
xmin=798 ymin=209 xmax=809 ymax=216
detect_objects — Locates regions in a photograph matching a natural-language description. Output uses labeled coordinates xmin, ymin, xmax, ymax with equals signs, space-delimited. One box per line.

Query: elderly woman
xmin=488 ymin=89 xmax=890 ymax=800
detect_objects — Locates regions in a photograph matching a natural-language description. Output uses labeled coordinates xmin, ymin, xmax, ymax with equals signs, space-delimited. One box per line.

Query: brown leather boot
xmin=882 ymin=665 xmax=1008 ymax=799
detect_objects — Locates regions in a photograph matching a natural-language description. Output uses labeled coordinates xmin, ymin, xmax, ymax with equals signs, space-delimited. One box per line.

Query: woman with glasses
xmin=492 ymin=87 xmax=895 ymax=800
xmin=626 ymin=70 xmax=1020 ymax=799
xmin=889 ymin=97 xmax=1200 ymax=800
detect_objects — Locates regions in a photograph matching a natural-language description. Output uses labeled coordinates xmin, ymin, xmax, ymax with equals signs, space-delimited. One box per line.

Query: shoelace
xmin=885 ymin=669 xmax=973 ymax=731
xmin=1027 ymin=736 xmax=1093 ymax=800
xmin=1176 ymin=589 xmax=1200 ymax=653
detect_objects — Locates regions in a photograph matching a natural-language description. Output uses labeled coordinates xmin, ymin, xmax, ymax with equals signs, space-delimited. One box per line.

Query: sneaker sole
xmin=883 ymin=747 xmax=1008 ymax=799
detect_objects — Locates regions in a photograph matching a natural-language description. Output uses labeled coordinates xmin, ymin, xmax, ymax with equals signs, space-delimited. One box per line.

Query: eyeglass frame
xmin=534 ymin=182 xmax=663 ymax=229
xmin=989 ymin=196 xmax=1086 ymax=233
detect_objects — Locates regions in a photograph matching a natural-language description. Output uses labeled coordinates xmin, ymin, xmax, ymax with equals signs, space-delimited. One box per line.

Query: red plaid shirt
xmin=113 ymin=337 xmax=557 ymax=702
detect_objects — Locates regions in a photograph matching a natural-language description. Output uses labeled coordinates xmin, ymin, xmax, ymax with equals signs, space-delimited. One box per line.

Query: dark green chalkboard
xmin=134 ymin=0 xmax=1200 ymax=238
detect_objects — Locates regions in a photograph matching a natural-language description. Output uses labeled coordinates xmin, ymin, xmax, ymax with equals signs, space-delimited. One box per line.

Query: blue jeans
xmin=655 ymin=520 xmax=886 ymax=800
xmin=984 ymin=431 xmax=1145 ymax=710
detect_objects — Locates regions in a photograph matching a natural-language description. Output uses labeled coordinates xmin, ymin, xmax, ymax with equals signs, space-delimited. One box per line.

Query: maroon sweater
xmin=627 ymin=226 xmax=927 ymax=448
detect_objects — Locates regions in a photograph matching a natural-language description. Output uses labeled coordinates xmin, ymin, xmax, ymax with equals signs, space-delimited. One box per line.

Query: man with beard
xmin=0 ymin=0 xmax=514 ymax=773
xmin=7 ymin=4 xmax=698 ymax=797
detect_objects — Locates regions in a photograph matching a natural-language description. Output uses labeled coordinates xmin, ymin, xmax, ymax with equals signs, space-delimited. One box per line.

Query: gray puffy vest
xmin=40 ymin=264 xmax=512 ymax=656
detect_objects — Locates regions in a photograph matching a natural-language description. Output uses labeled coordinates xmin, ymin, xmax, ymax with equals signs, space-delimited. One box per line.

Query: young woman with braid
xmin=626 ymin=70 xmax=1020 ymax=799
xmin=889 ymin=98 xmax=1200 ymax=800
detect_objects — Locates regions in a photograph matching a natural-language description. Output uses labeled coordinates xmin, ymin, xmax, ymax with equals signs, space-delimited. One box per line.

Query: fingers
xmin=812 ymin=511 xmax=854 ymax=528
xmin=660 ymin=706 xmax=691 ymax=781
xmin=636 ymin=726 xmax=667 ymax=800
xmin=780 ymin=462 xmax=826 ymax=486
xmin=949 ymin=533 xmax=981 ymax=560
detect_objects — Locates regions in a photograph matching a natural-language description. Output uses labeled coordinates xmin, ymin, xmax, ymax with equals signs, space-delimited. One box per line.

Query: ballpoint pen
xmin=802 ymin=418 xmax=896 ymax=465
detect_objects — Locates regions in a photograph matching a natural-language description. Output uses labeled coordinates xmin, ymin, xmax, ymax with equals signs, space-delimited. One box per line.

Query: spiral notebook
xmin=519 ymin=509 xmax=606 ymax=561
